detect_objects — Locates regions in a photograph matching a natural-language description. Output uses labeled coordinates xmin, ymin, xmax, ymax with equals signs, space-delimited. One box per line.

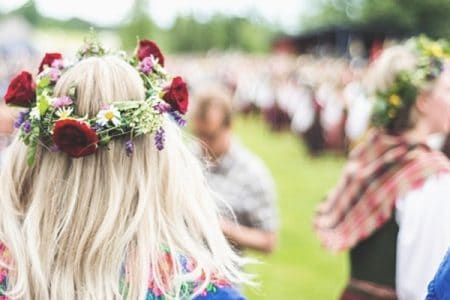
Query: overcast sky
xmin=0 ymin=0 xmax=314 ymax=32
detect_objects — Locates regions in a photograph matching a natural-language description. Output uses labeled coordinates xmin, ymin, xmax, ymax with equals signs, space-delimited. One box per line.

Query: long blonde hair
xmin=0 ymin=56 xmax=250 ymax=299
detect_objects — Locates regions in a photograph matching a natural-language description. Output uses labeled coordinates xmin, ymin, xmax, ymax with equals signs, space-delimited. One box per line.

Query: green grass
xmin=233 ymin=116 xmax=348 ymax=299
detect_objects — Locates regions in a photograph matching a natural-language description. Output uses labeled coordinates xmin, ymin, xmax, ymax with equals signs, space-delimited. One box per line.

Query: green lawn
xmin=233 ymin=116 xmax=348 ymax=299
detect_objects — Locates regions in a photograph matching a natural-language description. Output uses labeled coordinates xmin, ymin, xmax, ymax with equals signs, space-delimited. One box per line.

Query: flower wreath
xmin=371 ymin=35 xmax=450 ymax=128
xmin=4 ymin=34 xmax=189 ymax=165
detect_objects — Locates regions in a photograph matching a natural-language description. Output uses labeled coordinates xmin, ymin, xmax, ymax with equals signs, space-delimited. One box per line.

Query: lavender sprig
xmin=125 ymin=140 xmax=134 ymax=156
xmin=23 ymin=120 xmax=32 ymax=134
xmin=154 ymin=128 xmax=165 ymax=151
xmin=14 ymin=111 xmax=28 ymax=129
xmin=154 ymin=102 xmax=171 ymax=114
xmin=169 ymin=111 xmax=187 ymax=126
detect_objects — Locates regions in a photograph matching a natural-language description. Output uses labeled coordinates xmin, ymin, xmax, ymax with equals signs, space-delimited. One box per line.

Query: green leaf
xmin=98 ymin=135 xmax=111 ymax=146
xmin=38 ymin=95 xmax=50 ymax=116
xmin=68 ymin=86 xmax=77 ymax=98
xmin=27 ymin=141 xmax=37 ymax=166
xmin=114 ymin=101 xmax=142 ymax=110
xmin=37 ymin=77 xmax=50 ymax=89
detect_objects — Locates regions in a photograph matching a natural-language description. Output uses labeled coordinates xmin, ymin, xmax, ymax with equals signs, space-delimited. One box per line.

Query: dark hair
xmin=192 ymin=87 xmax=233 ymax=128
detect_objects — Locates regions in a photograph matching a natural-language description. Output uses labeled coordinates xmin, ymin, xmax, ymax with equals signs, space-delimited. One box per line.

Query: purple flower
xmin=23 ymin=120 xmax=32 ymax=134
xmin=138 ymin=57 xmax=154 ymax=75
xmin=92 ymin=123 xmax=105 ymax=132
xmin=14 ymin=111 xmax=28 ymax=129
xmin=51 ymin=59 xmax=64 ymax=70
xmin=48 ymin=68 xmax=61 ymax=82
xmin=125 ymin=140 xmax=134 ymax=156
xmin=52 ymin=96 xmax=73 ymax=108
xmin=154 ymin=128 xmax=165 ymax=151
xmin=169 ymin=111 xmax=187 ymax=126
xmin=154 ymin=102 xmax=171 ymax=113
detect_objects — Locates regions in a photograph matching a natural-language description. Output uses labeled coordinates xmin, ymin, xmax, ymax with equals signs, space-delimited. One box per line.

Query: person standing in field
xmin=192 ymin=86 xmax=279 ymax=255
xmin=315 ymin=36 xmax=450 ymax=300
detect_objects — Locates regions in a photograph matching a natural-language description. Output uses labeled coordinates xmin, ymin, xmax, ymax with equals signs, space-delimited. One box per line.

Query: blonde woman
xmin=315 ymin=36 xmax=450 ymax=300
xmin=0 ymin=38 xmax=249 ymax=299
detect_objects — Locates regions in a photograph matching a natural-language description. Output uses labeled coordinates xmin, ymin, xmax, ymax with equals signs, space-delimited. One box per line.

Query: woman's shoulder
xmin=193 ymin=286 xmax=246 ymax=300
xmin=146 ymin=252 xmax=246 ymax=300
xmin=146 ymin=283 xmax=245 ymax=300
xmin=427 ymin=249 xmax=450 ymax=300
xmin=146 ymin=286 xmax=245 ymax=300
xmin=399 ymin=172 xmax=450 ymax=201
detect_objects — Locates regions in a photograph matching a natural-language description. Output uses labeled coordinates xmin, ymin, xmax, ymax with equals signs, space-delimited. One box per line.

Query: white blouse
xmin=396 ymin=173 xmax=450 ymax=300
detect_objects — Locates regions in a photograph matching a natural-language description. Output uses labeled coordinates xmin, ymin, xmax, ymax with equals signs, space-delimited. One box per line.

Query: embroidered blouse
xmin=0 ymin=244 xmax=245 ymax=300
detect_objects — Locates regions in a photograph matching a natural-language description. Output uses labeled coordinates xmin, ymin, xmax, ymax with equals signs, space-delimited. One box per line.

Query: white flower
xmin=56 ymin=107 xmax=74 ymax=119
xmin=30 ymin=107 xmax=40 ymax=120
xmin=96 ymin=106 xmax=121 ymax=127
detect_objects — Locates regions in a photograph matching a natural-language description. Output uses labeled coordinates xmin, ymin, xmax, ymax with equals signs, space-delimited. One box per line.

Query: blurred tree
xmin=3 ymin=0 xmax=40 ymax=25
xmin=1 ymin=0 xmax=276 ymax=53
xmin=167 ymin=14 xmax=274 ymax=53
xmin=304 ymin=0 xmax=450 ymax=38
xmin=119 ymin=0 xmax=159 ymax=51
xmin=1 ymin=0 xmax=98 ymax=31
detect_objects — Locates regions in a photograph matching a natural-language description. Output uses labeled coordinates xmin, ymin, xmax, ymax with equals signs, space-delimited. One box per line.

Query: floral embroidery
xmin=0 ymin=245 xmax=231 ymax=299
xmin=144 ymin=251 xmax=232 ymax=299
xmin=0 ymin=244 xmax=9 ymax=298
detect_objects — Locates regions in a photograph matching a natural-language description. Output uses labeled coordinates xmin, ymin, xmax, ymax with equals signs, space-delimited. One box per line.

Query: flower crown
xmin=4 ymin=34 xmax=189 ymax=165
xmin=371 ymin=35 xmax=450 ymax=129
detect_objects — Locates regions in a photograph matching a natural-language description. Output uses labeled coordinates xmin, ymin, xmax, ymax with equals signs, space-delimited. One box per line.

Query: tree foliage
xmin=304 ymin=0 xmax=450 ymax=38
xmin=2 ymin=0 xmax=276 ymax=53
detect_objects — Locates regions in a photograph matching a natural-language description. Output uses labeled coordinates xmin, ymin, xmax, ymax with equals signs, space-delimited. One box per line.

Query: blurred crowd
xmin=168 ymin=52 xmax=372 ymax=156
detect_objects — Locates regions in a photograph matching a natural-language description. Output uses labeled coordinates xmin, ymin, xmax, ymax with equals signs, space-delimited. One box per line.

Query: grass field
xmin=232 ymin=116 xmax=348 ymax=300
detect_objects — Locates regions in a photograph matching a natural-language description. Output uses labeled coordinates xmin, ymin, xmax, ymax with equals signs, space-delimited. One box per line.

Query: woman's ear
xmin=0 ymin=103 xmax=15 ymax=134
xmin=415 ymin=91 xmax=429 ymax=115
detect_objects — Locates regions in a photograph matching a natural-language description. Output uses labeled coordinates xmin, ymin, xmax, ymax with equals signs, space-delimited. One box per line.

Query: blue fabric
xmin=427 ymin=249 xmax=450 ymax=300
xmin=194 ymin=286 xmax=246 ymax=300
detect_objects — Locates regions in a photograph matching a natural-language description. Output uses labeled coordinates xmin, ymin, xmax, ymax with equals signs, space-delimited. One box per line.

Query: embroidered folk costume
xmin=315 ymin=36 xmax=450 ymax=299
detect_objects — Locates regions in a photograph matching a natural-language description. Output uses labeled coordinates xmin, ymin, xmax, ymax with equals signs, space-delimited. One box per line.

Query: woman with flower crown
xmin=0 ymin=36 xmax=250 ymax=299
xmin=314 ymin=36 xmax=450 ymax=300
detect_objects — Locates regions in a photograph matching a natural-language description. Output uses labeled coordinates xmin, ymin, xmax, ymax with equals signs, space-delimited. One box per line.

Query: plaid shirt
xmin=202 ymin=140 xmax=278 ymax=233
xmin=315 ymin=130 xmax=450 ymax=252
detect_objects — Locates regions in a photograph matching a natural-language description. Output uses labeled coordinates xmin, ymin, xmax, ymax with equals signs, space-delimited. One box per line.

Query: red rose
xmin=162 ymin=76 xmax=189 ymax=114
xmin=38 ymin=52 xmax=62 ymax=73
xmin=137 ymin=40 xmax=165 ymax=66
xmin=4 ymin=71 xmax=36 ymax=107
xmin=53 ymin=119 xmax=99 ymax=158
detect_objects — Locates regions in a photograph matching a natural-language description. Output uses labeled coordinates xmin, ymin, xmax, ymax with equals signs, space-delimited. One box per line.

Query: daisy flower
xmin=96 ymin=105 xmax=121 ymax=127
xmin=56 ymin=107 xmax=74 ymax=119
xmin=29 ymin=107 xmax=41 ymax=120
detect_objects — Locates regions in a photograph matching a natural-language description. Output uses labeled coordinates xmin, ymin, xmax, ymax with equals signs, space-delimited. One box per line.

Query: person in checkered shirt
xmin=192 ymin=86 xmax=279 ymax=254
xmin=315 ymin=40 xmax=450 ymax=300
